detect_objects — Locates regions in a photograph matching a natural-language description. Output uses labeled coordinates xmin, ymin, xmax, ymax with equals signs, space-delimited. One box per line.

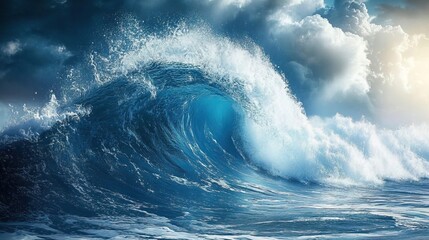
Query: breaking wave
xmin=1 ymin=22 xmax=429 ymax=220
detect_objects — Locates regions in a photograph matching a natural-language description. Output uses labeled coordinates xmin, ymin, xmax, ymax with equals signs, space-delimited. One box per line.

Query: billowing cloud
xmin=366 ymin=27 xmax=429 ymax=126
xmin=325 ymin=0 xmax=372 ymax=35
xmin=268 ymin=13 xmax=371 ymax=118
xmin=322 ymin=0 xmax=429 ymax=126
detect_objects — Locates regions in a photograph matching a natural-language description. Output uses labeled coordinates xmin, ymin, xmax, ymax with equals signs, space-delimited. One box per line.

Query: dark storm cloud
xmin=0 ymin=36 xmax=70 ymax=101
xmin=0 ymin=0 xmax=124 ymax=103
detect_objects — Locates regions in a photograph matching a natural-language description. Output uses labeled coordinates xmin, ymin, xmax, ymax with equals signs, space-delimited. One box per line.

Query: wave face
xmin=1 ymin=22 xmax=429 ymax=238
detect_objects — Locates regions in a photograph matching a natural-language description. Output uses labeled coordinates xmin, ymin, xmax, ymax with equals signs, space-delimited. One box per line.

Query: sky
xmin=0 ymin=0 xmax=428 ymax=128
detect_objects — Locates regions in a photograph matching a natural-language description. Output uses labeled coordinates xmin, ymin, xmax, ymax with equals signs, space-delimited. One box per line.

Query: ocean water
xmin=1 ymin=23 xmax=428 ymax=239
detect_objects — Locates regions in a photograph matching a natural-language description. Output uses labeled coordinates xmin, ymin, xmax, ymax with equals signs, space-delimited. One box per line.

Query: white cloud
xmin=325 ymin=0 xmax=429 ymax=126
xmin=217 ymin=0 xmax=252 ymax=8
xmin=269 ymin=0 xmax=325 ymax=22
xmin=2 ymin=41 xmax=21 ymax=56
xmin=366 ymin=27 xmax=429 ymax=126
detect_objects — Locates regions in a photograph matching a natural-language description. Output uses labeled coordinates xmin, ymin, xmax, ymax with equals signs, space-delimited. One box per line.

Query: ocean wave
xmin=1 ymin=21 xmax=429 ymax=219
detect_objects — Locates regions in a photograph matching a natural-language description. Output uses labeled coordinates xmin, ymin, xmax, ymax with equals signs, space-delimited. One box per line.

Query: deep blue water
xmin=1 ymin=26 xmax=428 ymax=239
